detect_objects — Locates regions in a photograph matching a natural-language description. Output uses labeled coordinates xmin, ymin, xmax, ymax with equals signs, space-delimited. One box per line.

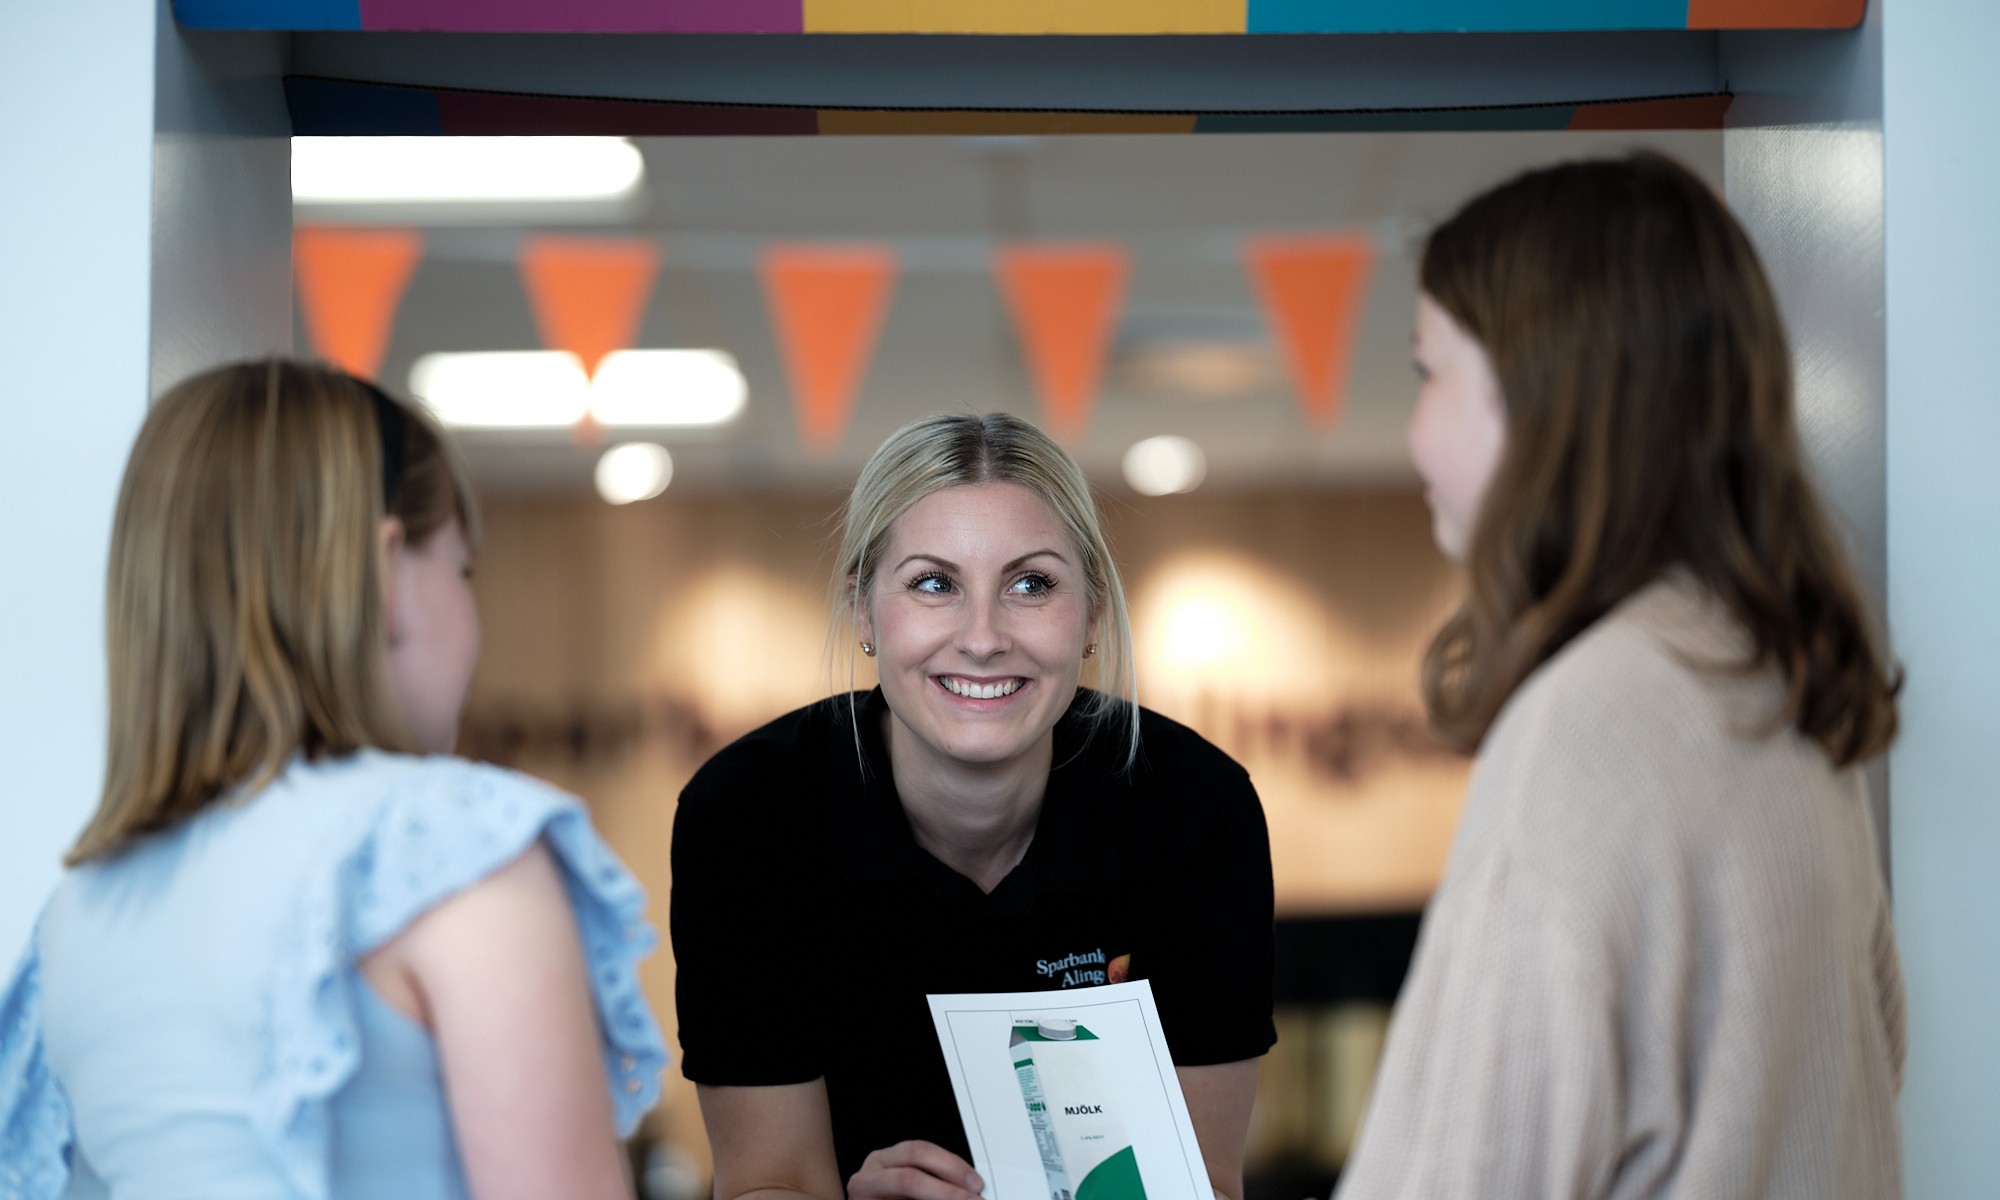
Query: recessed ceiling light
xmin=408 ymin=350 xmax=747 ymax=429
xmin=293 ymin=137 xmax=644 ymax=204
xmin=596 ymin=443 xmax=673 ymax=504
xmin=1123 ymin=435 xmax=1207 ymax=496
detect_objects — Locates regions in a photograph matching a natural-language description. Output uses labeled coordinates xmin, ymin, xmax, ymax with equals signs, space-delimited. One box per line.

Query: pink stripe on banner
xmin=360 ymin=0 xmax=802 ymax=32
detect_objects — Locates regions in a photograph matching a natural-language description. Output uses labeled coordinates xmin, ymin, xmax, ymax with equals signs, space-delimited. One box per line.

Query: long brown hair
xmin=1419 ymin=152 xmax=1898 ymax=767
xmin=68 ymin=359 xmax=478 ymax=864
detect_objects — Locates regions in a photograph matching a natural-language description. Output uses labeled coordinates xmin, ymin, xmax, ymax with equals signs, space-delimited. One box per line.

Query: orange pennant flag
xmin=1245 ymin=234 xmax=1376 ymax=429
xmin=518 ymin=235 xmax=662 ymax=377
xmin=294 ymin=227 xmax=425 ymax=381
xmin=760 ymin=244 xmax=899 ymax=452
xmin=992 ymin=243 xmax=1129 ymax=441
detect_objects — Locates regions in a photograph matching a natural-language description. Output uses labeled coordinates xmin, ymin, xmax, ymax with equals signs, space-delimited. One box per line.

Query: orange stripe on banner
xmin=517 ymin=236 xmax=662 ymax=376
xmin=294 ymin=227 xmax=424 ymax=381
xmin=817 ymin=110 xmax=1198 ymax=136
xmin=1566 ymin=94 xmax=1732 ymax=130
xmin=992 ymin=243 xmax=1130 ymax=441
xmin=760 ymin=245 xmax=899 ymax=452
xmin=1685 ymin=0 xmax=1863 ymax=29
xmin=1245 ymin=234 xmax=1375 ymax=430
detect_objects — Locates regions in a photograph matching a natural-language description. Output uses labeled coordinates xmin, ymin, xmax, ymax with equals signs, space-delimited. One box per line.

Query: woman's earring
xmin=1082 ymin=643 xmax=1097 ymax=659
xmin=860 ymin=641 xmax=876 ymax=657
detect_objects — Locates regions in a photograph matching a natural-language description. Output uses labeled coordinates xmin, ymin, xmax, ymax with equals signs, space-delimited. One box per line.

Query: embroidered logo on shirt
xmin=1037 ymin=948 xmax=1113 ymax=988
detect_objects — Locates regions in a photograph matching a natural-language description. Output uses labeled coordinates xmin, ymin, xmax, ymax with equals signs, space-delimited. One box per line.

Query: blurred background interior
xmin=298 ymin=127 xmax=1722 ymax=1200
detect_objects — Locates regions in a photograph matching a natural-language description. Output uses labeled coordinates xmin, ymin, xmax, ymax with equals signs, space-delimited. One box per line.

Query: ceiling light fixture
xmin=596 ymin=443 xmax=673 ymax=504
xmin=408 ymin=350 xmax=748 ymax=429
xmin=1123 ymin=435 xmax=1207 ymax=496
xmin=293 ymin=137 xmax=645 ymax=204
xmin=590 ymin=350 xmax=749 ymax=426
xmin=410 ymin=351 xmax=590 ymax=428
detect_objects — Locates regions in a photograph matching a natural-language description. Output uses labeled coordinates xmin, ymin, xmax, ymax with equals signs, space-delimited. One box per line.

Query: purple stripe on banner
xmin=436 ymin=91 xmax=818 ymax=136
xmin=360 ymin=0 xmax=801 ymax=32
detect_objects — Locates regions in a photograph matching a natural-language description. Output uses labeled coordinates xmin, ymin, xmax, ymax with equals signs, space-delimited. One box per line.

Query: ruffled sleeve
xmin=1 ymin=940 xmax=74 ymax=1200
xmin=256 ymin=754 xmax=667 ymax=1199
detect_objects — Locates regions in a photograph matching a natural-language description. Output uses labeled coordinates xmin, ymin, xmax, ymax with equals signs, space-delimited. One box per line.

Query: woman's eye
xmin=910 ymin=572 xmax=953 ymax=595
xmin=1009 ymin=573 xmax=1056 ymax=596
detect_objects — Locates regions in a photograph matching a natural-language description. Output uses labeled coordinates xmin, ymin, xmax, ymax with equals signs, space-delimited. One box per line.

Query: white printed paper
xmin=926 ymin=981 xmax=1210 ymax=1200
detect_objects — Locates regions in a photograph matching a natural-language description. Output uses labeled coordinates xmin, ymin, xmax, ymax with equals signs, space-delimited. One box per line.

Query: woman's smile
xmin=934 ymin=674 xmax=1029 ymax=701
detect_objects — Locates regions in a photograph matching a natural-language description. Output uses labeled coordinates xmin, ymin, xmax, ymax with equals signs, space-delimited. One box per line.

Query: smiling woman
xmin=836 ymin=414 xmax=1137 ymax=775
xmin=670 ymin=413 xmax=1276 ymax=1200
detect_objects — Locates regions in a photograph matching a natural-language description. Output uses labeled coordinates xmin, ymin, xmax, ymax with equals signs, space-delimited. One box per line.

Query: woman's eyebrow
xmin=1003 ymin=549 xmax=1070 ymax=572
xmin=889 ymin=548 xmax=1070 ymax=575
xmin=891 ymin=553 xmax=960 ymax=574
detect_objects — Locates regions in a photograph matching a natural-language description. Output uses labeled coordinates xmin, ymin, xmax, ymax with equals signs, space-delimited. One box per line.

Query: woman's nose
xmin=958 ymin=593 xmax=1008 ymax=658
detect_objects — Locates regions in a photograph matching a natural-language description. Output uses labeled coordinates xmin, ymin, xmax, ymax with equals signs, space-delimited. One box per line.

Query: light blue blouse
xmin=0 ymin=751 xmax=667 ymax=1200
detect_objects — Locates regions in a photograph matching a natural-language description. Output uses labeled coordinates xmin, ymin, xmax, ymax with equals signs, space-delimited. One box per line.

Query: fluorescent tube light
xmin=590 ymin=350 xmax=748 ymax=426
xmin=293 ymin=137 xmax=644 ymax=204
xmin=408 ymin=349 xmax=748 ymax=429
xmin=410 ymin=351 xmax=590 ymax=428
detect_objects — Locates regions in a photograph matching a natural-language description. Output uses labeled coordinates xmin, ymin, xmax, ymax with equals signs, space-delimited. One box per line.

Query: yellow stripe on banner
xmin=804 ymin=0 xmax=1245 ymax=34
xmin=818 ymin=110 xmax=1199 ymax=135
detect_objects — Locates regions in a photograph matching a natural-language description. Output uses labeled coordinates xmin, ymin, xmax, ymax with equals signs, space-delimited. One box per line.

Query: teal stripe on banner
xmin=175 ymin=0 xmax=361 ymax=28
xmin=1246 ymin=0 xmax=1686 ymax=33
xmin=1196 ymin=106 xmax=1577 ymax=133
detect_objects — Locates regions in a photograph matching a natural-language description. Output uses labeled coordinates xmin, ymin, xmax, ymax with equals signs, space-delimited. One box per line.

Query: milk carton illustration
xmin=1009 ymin=1016 xmax=1146 ymax=1200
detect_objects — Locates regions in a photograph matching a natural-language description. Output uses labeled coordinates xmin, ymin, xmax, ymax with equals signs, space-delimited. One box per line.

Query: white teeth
xmin=944 ymin=677 xmax=1021 ymax=699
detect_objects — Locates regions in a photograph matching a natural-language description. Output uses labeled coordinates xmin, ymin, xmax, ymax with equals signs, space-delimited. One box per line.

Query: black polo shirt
xmin=670 ymin=688 xmax=1276 ymax=1184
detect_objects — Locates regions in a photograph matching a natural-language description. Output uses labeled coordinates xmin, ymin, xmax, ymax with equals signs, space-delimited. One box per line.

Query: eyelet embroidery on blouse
xmin=0 ymin=948 xmax=75 ymax=1200
xmin=256 ymin=754 xmax=669 ymax=1197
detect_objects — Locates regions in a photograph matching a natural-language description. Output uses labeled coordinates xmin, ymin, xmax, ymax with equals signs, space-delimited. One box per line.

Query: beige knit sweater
xmin=1335 ymin=579 xmax=1905 ymax=1200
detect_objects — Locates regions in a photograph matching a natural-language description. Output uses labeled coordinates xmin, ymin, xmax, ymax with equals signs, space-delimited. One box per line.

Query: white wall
xmin=1882 ymin=1 xmax=2000 ymax=1194
xmin=0 ymin=0 xmax=159 ymax=967
xmin=0 ymin=2 xmax=290 ymax=968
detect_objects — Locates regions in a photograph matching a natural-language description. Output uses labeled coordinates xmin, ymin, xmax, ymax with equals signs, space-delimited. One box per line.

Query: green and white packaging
xmin=1009 ymin=1016 xmax=1148 ymax=1200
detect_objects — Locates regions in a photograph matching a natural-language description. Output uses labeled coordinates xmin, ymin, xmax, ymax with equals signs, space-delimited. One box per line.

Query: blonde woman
xmin=0 ymin=360 xmax=663 ymax=1199
xmin=673 ymin=414 xmax=1275 ymax=1200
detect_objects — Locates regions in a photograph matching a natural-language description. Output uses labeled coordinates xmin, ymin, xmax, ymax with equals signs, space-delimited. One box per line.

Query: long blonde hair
xmin=832 ymin=412 xmax=1139 ymax=766
xmin=68 ymin=359 xmax=478 ymax=864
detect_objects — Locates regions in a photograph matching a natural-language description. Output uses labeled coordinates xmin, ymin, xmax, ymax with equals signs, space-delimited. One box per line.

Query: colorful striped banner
xmin=285 ymin=78 xmax=1733 ymax=137
xmin=179 ymin=0 xmax=1864 ymax=31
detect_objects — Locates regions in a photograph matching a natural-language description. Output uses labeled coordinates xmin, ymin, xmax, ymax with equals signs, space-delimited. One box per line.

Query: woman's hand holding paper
xmin=848 ymin=1141 xmax=986 ymax=1200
